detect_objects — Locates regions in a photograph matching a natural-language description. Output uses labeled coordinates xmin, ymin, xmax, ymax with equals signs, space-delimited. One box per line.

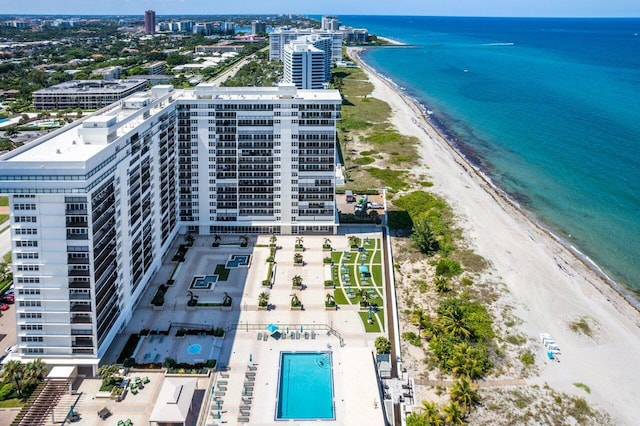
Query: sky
xmin=0 ymin=0 xmax=639 ymax=18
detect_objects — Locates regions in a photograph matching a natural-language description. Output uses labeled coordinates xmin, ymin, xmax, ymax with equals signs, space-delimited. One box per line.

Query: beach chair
xmin=295 ymin=331 xmax=300 ymax=339
xmin=217 ymin=380 xmax=228 ymax=385
xmin=240 ymin=405 xmax=252 ymax=410
xmin=242 ymin=397 xmax=253 ymax=403
xmin=220 ymin=373 xmax=230 ymax=379
xmin=257 ymin=332 xmax=262 ymax=340
xmin=311 ymin=331 xmax=316 ymax=339
xmin=238 ymin=416 xmax=250 ymax=423
xmin=304 ymin=332 xmax=309 ymax=339
xmin=263 ymin=333 xmax=268 ymax=341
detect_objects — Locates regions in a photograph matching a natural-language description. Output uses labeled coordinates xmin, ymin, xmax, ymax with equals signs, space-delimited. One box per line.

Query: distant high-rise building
xmin=269 ymin=29 xmax=343 ymax=62
xmin=144 ymin=10 xmax=156 ymax=34
xmin=321 ymin=16 xmax=340 ymax=31
xmin=283 ymin=35 xmax=332 ymax=89
xmin=252 ymin=20 xmax=267 ymax=35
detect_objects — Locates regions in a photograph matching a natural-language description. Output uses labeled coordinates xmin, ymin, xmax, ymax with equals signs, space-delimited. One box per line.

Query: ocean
xmin=339 ymin=16 xmax=640 ymax=296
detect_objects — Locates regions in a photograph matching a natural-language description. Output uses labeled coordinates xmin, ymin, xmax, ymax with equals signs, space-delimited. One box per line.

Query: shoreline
xmin=349 ymin=46 xmax=640 ymax=313
xmin=348 ymin=45 xmax=640 ymax=424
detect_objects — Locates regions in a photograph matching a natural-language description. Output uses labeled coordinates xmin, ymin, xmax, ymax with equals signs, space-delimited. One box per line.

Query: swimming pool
xmin=276 ymin=351 xmax=335 ymax=420
xmin=190 ymin=275 xmax=218 ymax=289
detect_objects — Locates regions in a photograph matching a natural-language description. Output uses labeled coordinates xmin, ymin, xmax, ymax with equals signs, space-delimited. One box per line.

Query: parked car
xmin=2 ymin=293 xmax=14 ymax=304
xmin=0 ymin=303 xmax=9 ymax=311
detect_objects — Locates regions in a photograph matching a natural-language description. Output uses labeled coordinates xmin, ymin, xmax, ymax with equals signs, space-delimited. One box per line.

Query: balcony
xmin=70 ymin=315 xmax=92 ymax=324
xmin=70 ymin=303 xmax=92 ymax=313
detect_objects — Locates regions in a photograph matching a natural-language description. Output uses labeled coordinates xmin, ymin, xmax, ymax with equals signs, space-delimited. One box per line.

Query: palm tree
xmin=222 ymin=292 xmax=232 ymax=306
xmin=214 ymin=234 xmax=222 ymax=243
xmin=269 ymin=235 xmax=277 ymax=246
xmin=185 ymin=233 xmax=195 ymax=246
xmin=22 ymin=359 xmax=47 ymax=392
xmin=348 ymin=235 xmax=359 ymax=248
xmin=325 ymin=293 xmax=335 ymax=306
xmin=419 ymin=401 xmax=444 ymax=425
xmin=293 ymin=253 xmax=303 ymax=264
xmin=258 ymin=291 xmax=269 ymax=307
xmin=187 ymin=291 xmax=198 ymax=306
xmin=323 ymin=238 xmax=331 ymax=248
xmin=239 ymin=234 xmax=249 ymax=246
xmin=3 ymin=360 xmax=24 ymax=394
xmin=448 ymin=378 xmax=480 ymax=415
xmin=3 ymin=127 xmax=18 ymax=138
xmin=292 ymin=275 xmax=303 ymax=288
xmin=442 ymin=401 xmax=465 ymax=425
xmin=374 ymin=337 xmax=391 ymax=354
xmin=439 ymin=304 xmax=473 ymax=340
xmin=295 ymin=236 xmax=304 ymax=248
xmin=290 ymin=293 xmax=301 ymax=307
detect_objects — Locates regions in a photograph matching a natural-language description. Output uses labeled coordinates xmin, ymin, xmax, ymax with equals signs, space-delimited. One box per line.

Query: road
xmin=0 ymin=228 xmax=9 ymax=259
xmin=207 ymin=47 xmax=268 ymax=86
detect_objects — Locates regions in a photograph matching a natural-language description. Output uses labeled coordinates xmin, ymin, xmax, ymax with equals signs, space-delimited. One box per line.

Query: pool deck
xmin=98 ymin=233 xmax=388 ymax=425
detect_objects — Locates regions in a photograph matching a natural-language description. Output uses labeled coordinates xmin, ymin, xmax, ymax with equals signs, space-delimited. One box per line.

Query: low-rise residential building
xmin=33 ymin=79 xmax=148 ymax=110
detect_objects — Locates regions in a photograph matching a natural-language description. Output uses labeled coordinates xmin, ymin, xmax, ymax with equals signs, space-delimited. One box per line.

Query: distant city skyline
xmin=0 ymin=0 xmax=639 ymax=18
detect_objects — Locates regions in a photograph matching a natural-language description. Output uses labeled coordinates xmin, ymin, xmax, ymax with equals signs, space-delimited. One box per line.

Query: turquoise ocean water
xmin=340 ymin=16 xmax=640 ymax=296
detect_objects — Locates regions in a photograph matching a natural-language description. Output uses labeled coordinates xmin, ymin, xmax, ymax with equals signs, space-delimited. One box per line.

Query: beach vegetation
xmin=411 ymin=216 xmax=439 ymax=255
xmin=402 ymin=331 xmax=422 ymax=346
xmin=365 ymin=167 xmax=409 ymax=191
xmin=568 ymin=316 xmax=593 ymax=337
xmin=435 ymin=258 xmax=463 ymax=277
xmin=505 ymin=334 xmax=527 ymax=346
xmin=419 ymin=180 xmax=434 ymax=187
xmin=520 ymin=350 xmax=535 ymax=368
xmin=573 ymin=382 xmax=591 ymax=394
xmin=353 ymin=156 xmax=375 ymax=165
xmin=449 ymin=377 xmax=481 ymax=414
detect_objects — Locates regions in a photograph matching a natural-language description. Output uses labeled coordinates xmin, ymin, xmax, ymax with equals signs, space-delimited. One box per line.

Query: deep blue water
xmin=340 ymin=16 xmax=640 ymax=294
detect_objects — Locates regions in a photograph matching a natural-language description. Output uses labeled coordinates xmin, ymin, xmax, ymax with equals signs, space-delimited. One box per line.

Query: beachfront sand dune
xmin=349 ymin=47 xmax=640 ymax=425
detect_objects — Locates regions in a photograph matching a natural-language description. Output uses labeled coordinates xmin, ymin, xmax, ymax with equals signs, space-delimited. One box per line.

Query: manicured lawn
xmin=0 ymin=196 xmax=8 ymax=206
xmin=214 ymin=264 xmax=230 ymax=281
xmin=0 ymin=398 xmax=24 ymax=408
xmin=358 ymin=311 xmax=382 ymax=332
xmin=334 ymin=288 xmax=349 ymax=305
xmin=331 ymin=251 xmax=343 ymax=264
xmin=373 ymin=250 xmax=382 ymax=264
xmin=372 ymin=265 xmax=383 ymax=287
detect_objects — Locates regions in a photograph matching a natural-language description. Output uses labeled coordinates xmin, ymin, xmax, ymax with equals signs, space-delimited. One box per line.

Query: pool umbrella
xmin=266 ymin=323 xmax=279 ymax=335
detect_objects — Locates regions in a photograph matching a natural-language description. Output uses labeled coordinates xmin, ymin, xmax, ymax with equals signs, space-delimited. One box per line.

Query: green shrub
xmin=435 ymin=258 xmax=462 ymax=277
xmin=0 ymin=383 xmax=15 ymax=401
xmin=520 ymin=351 xmax=535 ymax=368
xmin=402 ymin=331 xmax=421 ymax=346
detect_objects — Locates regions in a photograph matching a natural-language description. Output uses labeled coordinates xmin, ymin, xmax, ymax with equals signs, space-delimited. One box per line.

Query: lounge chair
xmin=304 ymin=332 xmax=309 ymax=339
xmin=263 ymin=333 xmax=268 ymax=341
xmin=257 ymin=332 xmax=263 ymax=340
xmin=217 ymin=386 xmax=227 ymax=391
xmin=97 ymin=407 xmax=111 ymax=420
xmin=238 ymin=416 xmax=250 ymax=423
xmin=311 ymin=331 xmax=316 ymax=339
xmin=240 ymin=405 xmax=252 ymax=410
xmin=217 ymin=380 xmax=228 ymax=385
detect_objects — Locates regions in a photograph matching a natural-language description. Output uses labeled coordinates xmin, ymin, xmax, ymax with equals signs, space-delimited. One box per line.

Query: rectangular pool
xmin=276 ymin=351 xmax=335 ymax=420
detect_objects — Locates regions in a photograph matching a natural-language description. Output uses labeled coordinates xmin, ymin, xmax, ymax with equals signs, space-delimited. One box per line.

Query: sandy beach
xmin=349 ymin=47 xmax=640 ymax=424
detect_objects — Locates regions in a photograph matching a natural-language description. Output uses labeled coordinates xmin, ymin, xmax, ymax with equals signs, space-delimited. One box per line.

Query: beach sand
xmin=349 ymin=47 xmax=640 ymax=424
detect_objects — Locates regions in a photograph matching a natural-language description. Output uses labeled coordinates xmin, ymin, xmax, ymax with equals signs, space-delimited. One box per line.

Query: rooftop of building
xmin=1 ymin=84 xmax=340 ymax=167
xmin=33 ymin=79 xmax=148 ymax=95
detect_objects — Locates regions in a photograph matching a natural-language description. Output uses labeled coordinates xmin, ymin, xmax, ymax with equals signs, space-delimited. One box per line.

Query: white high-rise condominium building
xmin=283 ymin=35 xmax=332 ymax=89
xmin=0 ymin=84 xmax=341 ymax=373
xmin=269 ymin=28 xmax=343 ymax=62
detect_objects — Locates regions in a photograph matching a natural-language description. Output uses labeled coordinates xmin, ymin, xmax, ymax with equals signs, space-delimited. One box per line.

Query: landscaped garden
xmin=330 ymin=237 xmax=386 ymax=332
